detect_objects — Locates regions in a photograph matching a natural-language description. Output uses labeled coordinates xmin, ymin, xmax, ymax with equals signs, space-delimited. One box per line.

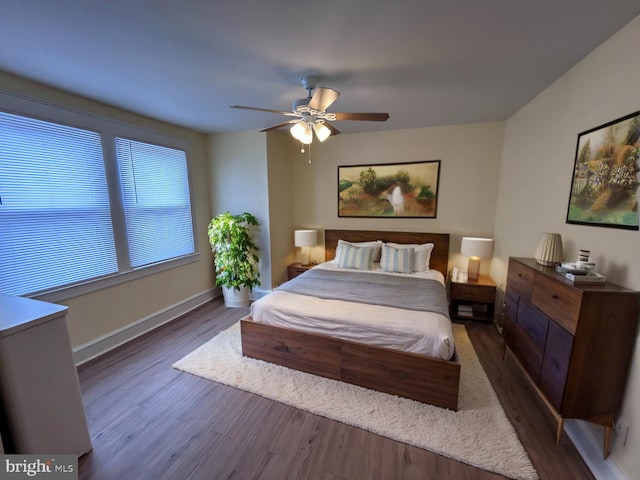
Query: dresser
xmin=503 ymin=257 xmax=639 ymax=458
xmin=0 ymin=294 xmax=92 ymax=456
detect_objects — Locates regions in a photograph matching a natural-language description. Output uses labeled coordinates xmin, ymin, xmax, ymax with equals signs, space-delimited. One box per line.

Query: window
xmin=0 ymin=107 xmax=196 ymax=298
xmin=116 ymin=138 xmax=194 ymax=267
xmin=0 ymin=111 xmax=118 ymax=296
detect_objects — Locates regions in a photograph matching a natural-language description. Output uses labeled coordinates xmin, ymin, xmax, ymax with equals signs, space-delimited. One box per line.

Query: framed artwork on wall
xmin=566 ymin=111 xmax=640 ymax=230
xmin=338 ymin=160 xmax=441 ymax=218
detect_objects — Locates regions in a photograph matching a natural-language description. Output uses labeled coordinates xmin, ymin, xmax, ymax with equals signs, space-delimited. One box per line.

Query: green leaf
xmin=208 ymin=212 xmax=261 ymax=290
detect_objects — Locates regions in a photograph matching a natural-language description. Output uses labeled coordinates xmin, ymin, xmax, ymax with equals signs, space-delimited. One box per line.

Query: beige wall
xmin=494 ymin=15 xmax=640 ymax=477
xmin=0 ymin=71 xmax=215 ymax=348
xmin=207 ymin=131 xmax=273 ymax=291
xmin=266 ymin=133 xmax=295 ymax=287
xmin=290 ymin=122 xmax=505 ymax=273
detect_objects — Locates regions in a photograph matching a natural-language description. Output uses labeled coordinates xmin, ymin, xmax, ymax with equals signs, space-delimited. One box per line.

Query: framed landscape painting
xmin=566 ymin=111 xmax=640 ymax=230
xmin=338 ymin=160 xmax=440 ymax=218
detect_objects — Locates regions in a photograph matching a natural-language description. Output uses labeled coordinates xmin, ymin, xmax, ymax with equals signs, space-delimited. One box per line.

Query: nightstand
xmin=287 ymin=263 xmax=312 ymax=280
xmin=449 ymin=274 xmax=496 ymax=322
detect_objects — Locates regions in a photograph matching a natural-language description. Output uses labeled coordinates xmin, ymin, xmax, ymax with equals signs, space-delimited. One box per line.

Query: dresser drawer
xmin=514 ymin=323 xmax=544 ymax=383
xmin=540 ymin=320 xmax=573 ymax=412
xmin=531 ymin=275 xmax=581 ymax=334
xmin=502 ymin=311 xmax=516 ymax=351
xmin=504 ymin=288 xmax=519 ymax=326
xmin=507 ymin=259 xmax=535 ymax=300
xmin=502 ymin=288 xmax=519 ymax=349
xmin=516 ymin=298 xmax=549 ymax=351
xmin=513 ymin=298 xmax=548 ymax=383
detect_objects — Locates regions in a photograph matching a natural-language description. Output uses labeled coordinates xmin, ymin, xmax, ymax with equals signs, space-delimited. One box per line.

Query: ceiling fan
xmin=230 ymin=76 xmax=389 ymax=146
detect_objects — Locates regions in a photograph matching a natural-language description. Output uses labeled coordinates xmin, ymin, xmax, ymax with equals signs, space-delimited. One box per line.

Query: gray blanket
xmin=278 ymin=268 xmax=449 ymax=318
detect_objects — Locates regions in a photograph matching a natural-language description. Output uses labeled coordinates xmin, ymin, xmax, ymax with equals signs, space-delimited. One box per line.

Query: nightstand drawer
xmin=450 ymin=282 xmax=495 ymax=303
xmin=287 ymin=263 xmax=312 ymax=280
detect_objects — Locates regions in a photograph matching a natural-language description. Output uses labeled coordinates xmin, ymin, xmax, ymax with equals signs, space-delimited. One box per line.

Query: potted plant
xmin=207 ymin=212 xmax=260 ymax=307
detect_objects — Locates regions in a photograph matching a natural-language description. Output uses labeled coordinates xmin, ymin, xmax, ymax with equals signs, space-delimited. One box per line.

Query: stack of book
xmin=457 ymin=305 xmax=474 ymax=317
xmin=555 ymin=263 xmax=606 ymax=283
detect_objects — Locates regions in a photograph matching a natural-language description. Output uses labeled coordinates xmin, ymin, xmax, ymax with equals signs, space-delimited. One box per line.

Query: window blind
xmin=115 ymin=138 xmax=194 ymax=268
xmin=0 ymin=111 xmax=117 ymax=296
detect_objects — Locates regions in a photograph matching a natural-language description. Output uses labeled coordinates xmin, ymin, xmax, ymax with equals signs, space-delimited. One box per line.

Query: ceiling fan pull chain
xmin=308 ymin=142 xmax=312 ymax=164
xmin=300 ymin=141 xmax=305 ymax=154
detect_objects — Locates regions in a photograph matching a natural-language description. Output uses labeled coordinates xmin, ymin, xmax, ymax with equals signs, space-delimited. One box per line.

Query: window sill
xmin=32 ymin=253 xmax=201 ymax=303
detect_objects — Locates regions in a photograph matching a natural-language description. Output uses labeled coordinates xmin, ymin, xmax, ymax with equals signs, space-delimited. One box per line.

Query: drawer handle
xmin=551 ymin=294 xmax=559 ymax=299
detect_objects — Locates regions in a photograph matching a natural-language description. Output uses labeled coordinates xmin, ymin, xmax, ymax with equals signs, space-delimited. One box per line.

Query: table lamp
xmin=294 ymin=229 xmax=317 ymax=266
xmin=460 ymin=237 xmax=494 ymax=281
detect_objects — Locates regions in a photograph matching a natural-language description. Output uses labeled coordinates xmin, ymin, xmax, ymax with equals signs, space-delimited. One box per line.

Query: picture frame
xmin=338 ymin=160 xmax=441 ymax=218
xmin=566 ymin=111 xmax=640 ymax=230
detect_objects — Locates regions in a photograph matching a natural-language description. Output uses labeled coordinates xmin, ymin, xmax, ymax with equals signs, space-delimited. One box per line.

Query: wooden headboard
xmin=324 ymin=229 xmax=450 ymax=277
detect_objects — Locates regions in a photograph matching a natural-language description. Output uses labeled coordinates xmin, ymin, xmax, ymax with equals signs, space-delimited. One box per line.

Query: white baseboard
xmin=564 ymin=419 xmax=628 ymax=480
xmin=72 ymin=288 xmax=218 ymax=366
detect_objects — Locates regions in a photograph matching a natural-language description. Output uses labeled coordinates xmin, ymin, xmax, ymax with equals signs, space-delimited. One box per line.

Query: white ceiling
xmin=1 ymin=1 xmax=639 ymax=135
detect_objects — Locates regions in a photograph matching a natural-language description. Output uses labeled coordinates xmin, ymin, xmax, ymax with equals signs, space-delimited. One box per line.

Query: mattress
xmin=250 ymin=262 xmax=455 ymax=359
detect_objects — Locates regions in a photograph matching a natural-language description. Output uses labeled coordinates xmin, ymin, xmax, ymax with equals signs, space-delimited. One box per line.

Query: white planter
xmin=221 ymin=285 xmax=251 ymax=307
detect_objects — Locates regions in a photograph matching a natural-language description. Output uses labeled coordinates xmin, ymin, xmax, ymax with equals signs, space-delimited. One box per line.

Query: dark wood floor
xmin=77 ymin=298 xmax=594 ymax=480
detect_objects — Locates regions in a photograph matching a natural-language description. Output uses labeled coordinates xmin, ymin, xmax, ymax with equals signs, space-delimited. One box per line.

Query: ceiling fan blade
xmin=308 ymin=87 xmax=340 ymax=112
xmin=324 ymin=121 xmax=341 ymax=136
xmin=259 ymin=120 xmax=298 ymax=132
xmin=333 ymin=112 xmax=390 ymax=121
xmin=230 ymin=105 xmax=299 ymax=117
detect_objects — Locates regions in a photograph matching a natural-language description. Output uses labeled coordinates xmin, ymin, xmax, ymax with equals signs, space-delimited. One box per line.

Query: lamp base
xmin=301 ymin=247 xmax=311 ymax=266
xmin=467 ymin=257 xmax=480 ymax=281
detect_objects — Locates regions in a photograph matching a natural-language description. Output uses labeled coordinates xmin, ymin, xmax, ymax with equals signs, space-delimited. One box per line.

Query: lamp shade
xmin=460 ymin=237 xmax=494 ymax=259
xmin=294 ymin=230 xmax=317 ymax=247
xmin=290 ymin=121 xmax=306 ymax=141
xmin=535 ymin=233 xmax=563 ymax=266
xmin=313 ymin=122 xmax=331 ymax=142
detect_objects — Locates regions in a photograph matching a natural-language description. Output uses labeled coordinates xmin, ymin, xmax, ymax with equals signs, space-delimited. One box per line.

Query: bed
xmin=240 ymin=229 xmax=460 ymax=410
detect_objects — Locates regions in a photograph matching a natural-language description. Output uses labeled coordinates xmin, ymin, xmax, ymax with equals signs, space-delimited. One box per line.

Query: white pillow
xmin=382 ymin=242 xmax=434 ymax=272
xmin=333 ymin=239 xmax=382 ymax=263
xmin=380 ymin=244 xmax=415 ymax=273
xmin=336 ymin=244 xmax=375 ymax=270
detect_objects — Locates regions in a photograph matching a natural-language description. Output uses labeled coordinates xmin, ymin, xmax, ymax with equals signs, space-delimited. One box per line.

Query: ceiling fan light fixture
xmin=290 ymin=120 xmax=307 ymax=141
xmin=299 ymin=123 xmax=313 ymax=144
xmin=313 ymin=122 xmax=331 ymax=142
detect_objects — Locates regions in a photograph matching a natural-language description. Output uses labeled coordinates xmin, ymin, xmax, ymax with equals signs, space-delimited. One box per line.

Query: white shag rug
xmin=173 ymin=323 xmax=538 ymax=480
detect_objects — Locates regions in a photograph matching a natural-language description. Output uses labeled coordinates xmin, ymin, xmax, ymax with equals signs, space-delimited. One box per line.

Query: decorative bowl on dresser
xmin=503 ymin=257 xmax=639 ymax=459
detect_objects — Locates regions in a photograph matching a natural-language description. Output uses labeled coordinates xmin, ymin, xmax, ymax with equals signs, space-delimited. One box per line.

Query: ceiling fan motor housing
xmin=300 ymin=76 xmax=318 ymax=92
xmin=292 ymin=97 xmax=310 ymax=113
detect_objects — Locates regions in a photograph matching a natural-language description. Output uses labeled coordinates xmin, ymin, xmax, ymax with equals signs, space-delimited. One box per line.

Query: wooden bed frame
xmin=240 ymin=229 xmax=460 ymax=410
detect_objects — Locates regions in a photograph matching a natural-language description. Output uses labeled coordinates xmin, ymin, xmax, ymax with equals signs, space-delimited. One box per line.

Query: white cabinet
xmin=0 ymin=294 xmax=92 ymax=456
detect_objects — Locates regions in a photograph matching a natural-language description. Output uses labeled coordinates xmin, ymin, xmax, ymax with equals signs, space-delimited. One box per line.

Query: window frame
xmin=0 ymin=89 xmax=199 ymax=303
